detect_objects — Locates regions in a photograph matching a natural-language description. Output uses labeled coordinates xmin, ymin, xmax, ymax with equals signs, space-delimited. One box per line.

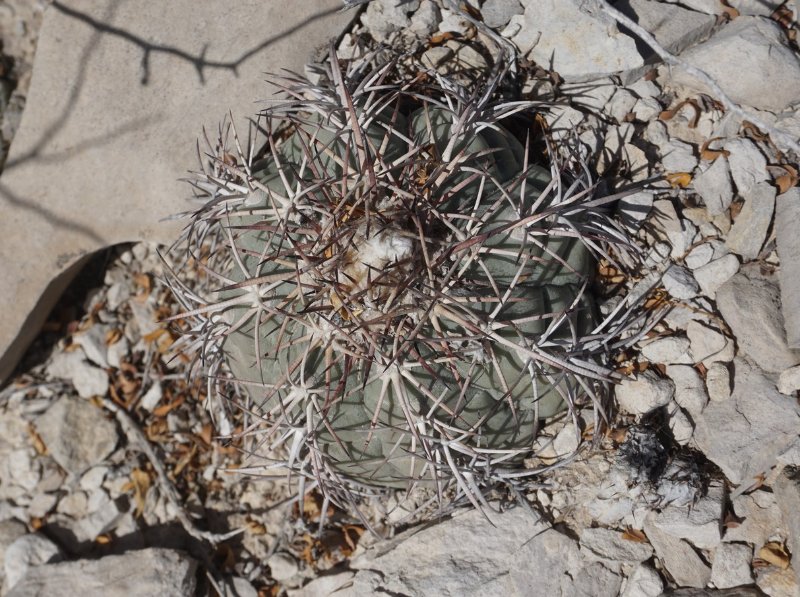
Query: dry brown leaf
xmin=172 ymin=444 xmax=197 ymax=478
xmin=95 ymin=534 xmax=112 ymax=545
xmin=27 ymin=424 xmax=48 ymax=456
xmin=198 ymin=424 xmax=213 ymax=447
xmin=699 ymin=138 xmax=731 ymax=162
xmin=133 ymin=272 xmax=152 ymax=298
xmin=758 ymin=542 xmax=790 ymax=569
xmin=774 ymin=164 xmax=799 ymax=194
xmin=30 ymin=517 xmax=44 ymax=531
xmin=429 ymin=31 xmax=457 ymax=45
xmin=104 ymin=328 xmax=123 ymax=346
xmin=621 ymin=528 xmax=649 ymax=543
xmin=666 ymin=172 xmax=693 ymax=188
xmin=152 ymin=395 xmax=185 ymax=418
xmin=247 ymin=520 xmax=267 ymax=536
xmin=659 ymin=99 xmax=701 ymax=128
xmin=128 ymin=468 xmax=152 ymax=518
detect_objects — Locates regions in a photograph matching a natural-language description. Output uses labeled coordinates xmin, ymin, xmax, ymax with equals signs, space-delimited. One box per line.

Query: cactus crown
xmin=167 ymin=52 xmax=642 ymax=522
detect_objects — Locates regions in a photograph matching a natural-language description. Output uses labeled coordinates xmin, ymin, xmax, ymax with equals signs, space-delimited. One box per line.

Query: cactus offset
xmin=167 ymin=54 xmax=642 ymax=516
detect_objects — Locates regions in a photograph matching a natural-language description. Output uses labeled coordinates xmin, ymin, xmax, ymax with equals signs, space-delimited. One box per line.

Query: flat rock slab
xmin=6 ymin=547 xmax=196 ymax=596
xmin=0 ymin=0 xmax=353 ymax=383
xmin=694 ymin=358 xmax=800 ymax=488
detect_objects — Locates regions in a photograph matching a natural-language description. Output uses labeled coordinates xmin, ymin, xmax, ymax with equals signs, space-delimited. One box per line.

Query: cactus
xmin=167 ymin=53 xmax=643 ymax=518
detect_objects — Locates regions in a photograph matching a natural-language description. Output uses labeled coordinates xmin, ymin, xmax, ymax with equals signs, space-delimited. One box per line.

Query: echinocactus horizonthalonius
xmin=166 ymin=52 xmax=643 ymax=520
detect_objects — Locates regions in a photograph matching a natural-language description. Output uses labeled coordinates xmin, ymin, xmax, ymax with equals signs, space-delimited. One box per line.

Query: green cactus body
xmin=214 ymin=96 xmax=598 ymax=489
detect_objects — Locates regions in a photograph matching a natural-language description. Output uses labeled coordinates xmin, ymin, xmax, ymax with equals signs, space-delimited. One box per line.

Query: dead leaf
xmin=125 ymin=468 xmax=152 ymax=518
xmin=30 ymin=517 xmax=44 ymax=531
xmin=699 ymin=138 xmax=731 ymax=162
xmin=621 ymin=528 xmax=649 ymax=543
xmin=429 ymin=31 xmax=457 ymax=45
xmin=27 ymin=424 xmax=48 ymax=456
xmin=720 ymin=0 xmax=740 ymax=19
xmin=152 ymin=395 xmax=185 ymax=418
xmin=758 ymin=542 xmax=790 ymax=569
xmin=659 ymin=99 xmax=701 ymax=128
xmin=95 ymin=534 xmax=112 ymax=545
xmin=773 ymin=164 xmax=799 ymax=194
xmin=666 ymin=172 xmax=693 ymax=188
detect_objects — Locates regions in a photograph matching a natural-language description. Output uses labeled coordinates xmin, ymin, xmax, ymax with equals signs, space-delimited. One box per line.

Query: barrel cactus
xmin=167 ymin=53 xmax=639 ymax=518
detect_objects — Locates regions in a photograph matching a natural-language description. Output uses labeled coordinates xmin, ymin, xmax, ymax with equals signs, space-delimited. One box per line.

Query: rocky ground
xmin=1 ymin=0 xmax=800 ymax=596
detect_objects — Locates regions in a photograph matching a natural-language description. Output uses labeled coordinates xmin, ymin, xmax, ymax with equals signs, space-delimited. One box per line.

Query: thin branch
xmin=100 ymin=397 xmax=244 ymax=544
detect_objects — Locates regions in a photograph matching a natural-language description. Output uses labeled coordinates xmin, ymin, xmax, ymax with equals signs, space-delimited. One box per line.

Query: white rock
xmin=716 ymin=266 xmax=800 ymax=373
xmin=268 ymin=552 xmax=299 ymax=582
xmin=644 ymin=513 xmax=711 ymax=588
xmin=725 ymin=137 xmax=770 ymax=196
xmin=694 ymin=358 xmax=800 ymax=486
xmin=663 ymin=265 xmax=700 ymax=300
xmin=728 ymin=0 xmax=783 ymax=16
xmin=543 ymin=105 xmax=585 ymax=139
xmin=46 ymin=350 xmax=109 ymax=399
xmin=34 ymin=397 xmax=118 ymax=475
xmin=73 ymin=325 xmax=110 ymax=369
xmin=641 ymin=335 xmax=693 ymax=365
xmin=0 ymin=520 xmax=27 ymax=583
xmin=79 ymin=466 xmax=109 ymax=492
xmin=693 ymin=157 xmax=733 ymax=216
xmin=652 ymin=483 xmax=724 ymax=549
xmin=71 ymin=491 xmax=125 ymax=542
xmin=288 ymin=572 xmax=356 ymax=597
xmin=694 ymin=254 xmax=740 ymax=299
xmin=756 ymin=566 xmax=799 ymax=597
xmin=687 ymin=321 xmax=734 ymax=365
xmin=710 ymin=542 xmax=754 ymax=589
xmin=621 ymin=564 xmax=664 ymax=597
xmin=481 ymin=0 xmax=523 ymax=29
xmin=409 ymin=0 xmax=440 ymax=36
xmin=615 ymin=371 xmax=675 ymax=415
xmin=665 ymin=365 xmax=708 ymax=418
xmin=664 ymin=0 xmax=723 ymax=14
xmin=705 ymin=362 xmax=731 ymax=402
xmin=506 ymin=0 xmax=644 ymax=82
xmin=57 ymin=491 xmax=88 ymax=519
xmin=5 ymin=547 xmax=196 ymax=596
xmin=684 ymin=243 xmax=715 ymax=270
xmin=651 ymin=200 xmax=697 ymax=259
xmin=570 ymin=562 xmax=623 ymax=596
xmin=778 ymin=365 xmax=800 ymax=395
xmin=617 ymin=0 xmax=716 ymax=54
xmin=26 ymin=494 xmax=57 ymax=519
xmin=579 ymin=527 xmax=654 ymax=566
xmin=670 ymin=17 xmax=800 ymax=112
xmin=776 ymin=188 xmax=800 ymax=350
xmin=607 ymin=88 xmax=637 ymax=122
xmin=669 ymin=405 xmax=694 ymax=445
xmin=773 ymin=467 xmax=800 ymax=588
xmin=726 ymin=182 xmax=776 ymax=261
xmin=632 ymin=97 xmax=662 ymax=122
xmin=617 ymin=191 xmax=653 ymax=230
xmin=439 ymin=7 xmax=472 ymax=35
xmin=139 ymin=382 xmax=163 ymax=412
xmin=349 ymin=507 xmax=573 ymax=595
xmin=361 ymin=0 xmax=420 ymax=42
xmin=725 ymin=490 xmax=784 ymax=547
xmin=4 ymin=534 xmax=62 ymax=591
xmin=661 ymin=139 xmax=697 ymax=173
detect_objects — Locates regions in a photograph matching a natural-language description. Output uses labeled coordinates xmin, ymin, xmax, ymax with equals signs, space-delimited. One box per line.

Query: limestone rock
xmin=725 ymin=138 xmax=769 ymax=196
xmin=710 ymin=542 xmax=754 ymax=589
xmin=361 ymin=0 xmax=420 ymax=42
xmin=686 ymin=321 xmax=734 ymax=366
xmin=579 ymin=527 xmax=654 ymax=566
xmin=34 ymin=397 xmax=118 ymax=475
xmin=481 ymin=0 xmax=523 ymax=29
xmin=716 ymin=266 xmax=800 ymax=373
xmin=641 ymin=335 xmax=693 ymax=365
xmin=651 ymin=483 xmax=724 ymax=549
xmin=773 ymin=467 xmax=800 ymax=587
xmin=694 ymin=158 xmax=733 ymax=216
xmin=778 ymin=365 xmax=800 ymax=395
xmin=663 ymin=265 xmax=700 ymax=300
xmin=621 ymin=564 xmax=664 ymax=597
xmin=6 ymin=548 xmax=196 ymax=597
xmin=616 ymin=371 xmax=675 ymax=415
xmin=725 ymin=490 xmax=784 ymax=548
xmin=666 ymin=364 xmax=708 ymax=418
xmin=0 ymin=0 xmax=353 ymax=384
xmin=4 ymin=533 xmax=62 ymax=592
xmin=694 ymin=358 xmax=800 ymax=487
xmin=617 ymin=0 xmax=716 ymax=55
xmin=775 ymin=188 xmax=800 ymax=349
xmin=726 ymin=182 xmax=776 ymax=261
xmin=694 ymin=254 xmax=740 ymax=299
xmin=670 ymin=17 xmax=800 ymax=112
xmin=348 ymin=507 xmax=590 ymax=596
xmin=505 ymin=0 xmax=644 ymax=82
xmin=645 ymin=513 xmax=711 ymax=588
